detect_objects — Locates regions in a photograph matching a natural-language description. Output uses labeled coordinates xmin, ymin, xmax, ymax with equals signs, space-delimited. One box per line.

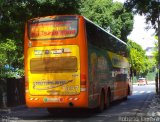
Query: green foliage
xmin=0 ymin=0 xmax=134 ymax=79
xmin=125 ymin=0 xmax=159 ymax=30
xmin=127 ymin=40 xmax=156 ymax=76
xmin=0 ymin=39 xmax=16 ymax=66
xmin=0 ymin=0 xmax=82 ymax=39
xmin=153 ymin=36 xmax=158 ymax=65
xmin=125 ymin=0 xmax=159 ymax=75
xmin=0 ymin=39 xmax=22 ymax=78
xmin=80 ymin=0 xmax=134 ymax=42
xmin=0 ymin=0 xmax=81 ymax=78
xmin=146 ymin=70 xmax=156 ymax=81
xmin=80 ymin=0 xmax=113 ymax=27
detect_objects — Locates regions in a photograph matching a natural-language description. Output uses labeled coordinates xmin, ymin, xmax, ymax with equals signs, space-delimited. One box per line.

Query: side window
xmin=86 ymin=21 xmax=96 ymax=46
xmin=86 ymin=21 xmax=111 ymax=50
xmin=85 ymin=20 xmax=128 ymax=57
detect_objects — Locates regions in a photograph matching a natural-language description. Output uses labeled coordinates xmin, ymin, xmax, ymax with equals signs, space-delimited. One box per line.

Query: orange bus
xmin=24 ymin=15 xmax=132 ymax=113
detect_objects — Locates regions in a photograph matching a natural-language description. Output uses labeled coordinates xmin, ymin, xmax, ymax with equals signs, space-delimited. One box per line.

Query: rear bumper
xmin=25 ymin=92 xmax=88 ymax=108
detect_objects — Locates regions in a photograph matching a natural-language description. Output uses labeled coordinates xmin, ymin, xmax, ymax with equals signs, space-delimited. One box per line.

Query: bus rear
xmin=24 ymin=15 xmax=88 ymax=108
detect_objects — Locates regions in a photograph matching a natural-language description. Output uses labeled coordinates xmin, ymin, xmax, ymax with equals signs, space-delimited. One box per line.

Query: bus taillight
xmin=25 ymin=81 xmax=29 ymax=93
xmin=25 ymin=82 xmax=29 ymax=88
xmin=80 ymin=74 xmax=86 ymax=85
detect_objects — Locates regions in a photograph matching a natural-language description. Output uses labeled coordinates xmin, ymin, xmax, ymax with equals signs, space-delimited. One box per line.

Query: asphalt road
xmin=0 ymin=84 xmax=156 ymax=122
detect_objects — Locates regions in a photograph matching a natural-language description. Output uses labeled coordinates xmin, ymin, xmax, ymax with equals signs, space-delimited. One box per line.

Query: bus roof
xmin=27 ymin=15 xmax=127 ymax=47
xmin=84 ymin=16 xmax=127 ymax=46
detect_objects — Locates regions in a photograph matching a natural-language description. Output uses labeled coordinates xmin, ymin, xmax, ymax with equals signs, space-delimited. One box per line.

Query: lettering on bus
xmin=64 ymin=86 xmax=79 ymax=91
xmin=112 ymin=56 xmax=129 ymax=68
xmin=30 ymin=30 xmax=76 ymax=37
xmin=33 ymin=80 xmax=73 ymax=90
xmin=112 ymin=56 xmax=123 ymax=67
xmin=34 ymin=48 xmax=71 ymax=55
xmin=108 ymin=52 xmax=129 ymax=68
xmin=29 ymin=20 xmax=77 ymax=39
xmin=31 ymin=21 xmax=72 ymax=27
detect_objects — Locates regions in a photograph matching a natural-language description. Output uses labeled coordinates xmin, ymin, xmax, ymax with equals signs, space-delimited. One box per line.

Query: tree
xmin=80 ymin=0 xmax=134 ymax=42
xmin=0 ymin=0 xmax=82 ymax=77
xmin=0 ymin=0 xmax=134 ymax=78
xmin=127 ymin=40 xmax=155 ymax=76
xmin=153 ymin=36 xmax=158 ymax=65
xmin=0 ymin=39 xmax=21 ymax=78
xmin=124 ymin=0 xmax=159 ymax=31
xmin=124 ymin=0 xmax=160 ymax=77
xmin=0 ymin=0 xmax=82 ymax=39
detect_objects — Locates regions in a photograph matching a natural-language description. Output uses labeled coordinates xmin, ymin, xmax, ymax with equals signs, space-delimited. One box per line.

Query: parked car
xmin=137 ymin=78 xmax=147 ymax=85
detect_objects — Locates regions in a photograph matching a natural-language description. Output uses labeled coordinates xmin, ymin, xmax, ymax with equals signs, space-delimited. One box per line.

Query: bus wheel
xmin=123 ymin=96 xmax=128 ymax=100
xmin=123 ymin=86 xmax=130 ymax=100
xmin=97 ymin=92 xmax=105 ymax=113
xmin=105 ymin=92 xmax=110 ymax=109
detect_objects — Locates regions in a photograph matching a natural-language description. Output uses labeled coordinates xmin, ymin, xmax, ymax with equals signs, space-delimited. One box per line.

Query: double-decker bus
xmin=24 ymin=15 xmax=132 ymax=113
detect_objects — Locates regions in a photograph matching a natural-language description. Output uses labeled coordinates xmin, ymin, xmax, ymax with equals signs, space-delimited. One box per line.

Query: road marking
xmin=133 ymin=91 xmax=138 ymax=94
xmin=96 ymin=114 xmax=113 ymax=117
xmin=147 ymin=91 xmax=151 ymax=93
xmin=139 ymin=91 xmax=145 ymax=93
xmin=133 ymin=91 xmax=154 ymax=94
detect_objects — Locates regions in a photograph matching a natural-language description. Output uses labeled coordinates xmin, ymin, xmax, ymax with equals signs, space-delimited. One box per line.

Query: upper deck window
xmin=28 ymin=17 xmax=78 ymax=40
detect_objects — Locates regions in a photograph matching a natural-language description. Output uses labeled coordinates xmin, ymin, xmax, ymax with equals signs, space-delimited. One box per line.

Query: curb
xmin=142 ymin=93 xmax=155 ymax=113
xmin=134 ymin=93 xmax=155 ymax=117
xmin=10 ymin=104 xmax=27 ymax=111
xmin=0 ymin=104 xmax=27 ymax=115
xmin=0 ymin=108 xmax=11 ymax=115
xmin=146 ymin=94 xmax=160 ymax=116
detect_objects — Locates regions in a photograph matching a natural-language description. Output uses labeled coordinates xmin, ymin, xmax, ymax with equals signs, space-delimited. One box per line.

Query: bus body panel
xmin=27 ymin=45 xmax=80 ymax=96
xmin=25 ymin=15 xmax=89 ymax=108
xmin=85 ymin=19 xmax=131 ymax=108
xmin=26 ymin=91 xmax=88 ymax=108
xmin=87 ymin=44 xmax=130 ymax=108
xmin=88 ymin=44 xmax=111 ymax=108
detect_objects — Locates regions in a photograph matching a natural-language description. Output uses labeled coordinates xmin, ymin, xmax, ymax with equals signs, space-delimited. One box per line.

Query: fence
xmin=0 ymin=77 xmax=25 ymax=108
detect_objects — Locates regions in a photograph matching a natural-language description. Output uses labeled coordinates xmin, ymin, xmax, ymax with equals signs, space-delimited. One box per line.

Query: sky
xmin=113 ymin=0 xmax=157 ymax=49
xmin=128 ymin=15 xmax=156 ymax=49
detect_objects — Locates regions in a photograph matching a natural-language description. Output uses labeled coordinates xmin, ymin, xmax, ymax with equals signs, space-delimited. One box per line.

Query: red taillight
xmin=80 ymin=74 xmax=86 ymax=85
xmin=25 ymin=82 xmax=29 ymax=88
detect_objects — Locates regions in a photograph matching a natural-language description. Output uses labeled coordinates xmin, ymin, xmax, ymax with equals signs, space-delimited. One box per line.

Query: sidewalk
xmin=146 ymin=94 xmax=160 ymax=116
xmin=133 ymin=81 xmax=160 ymax=117
xmin=0 ymin=104 xmax=27 ymax=115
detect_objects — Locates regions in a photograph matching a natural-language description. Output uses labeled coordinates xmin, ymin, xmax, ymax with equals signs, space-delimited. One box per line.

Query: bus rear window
xmin=28 ymin=19 xmax=78 ymax=40
xmin=30 ymin=57 xmax=78 ymax=73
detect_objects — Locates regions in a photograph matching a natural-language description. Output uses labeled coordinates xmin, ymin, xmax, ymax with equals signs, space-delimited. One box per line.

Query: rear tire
xmin=97 ymin=92 xmax=105 ymax=113
xmin=105 ymin=91 xmax=110 ymax=109
xmin=124 ymin=86 xmax=130 ymax=100
xmin=123 ymin=96 xmax=128 ymax=100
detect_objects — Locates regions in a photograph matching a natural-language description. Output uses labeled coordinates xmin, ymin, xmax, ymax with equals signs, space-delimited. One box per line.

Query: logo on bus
xmin=43 ymin=98 xmax=64 ymax=103
xmin=33 ymin=80 xmax=73 ymax=90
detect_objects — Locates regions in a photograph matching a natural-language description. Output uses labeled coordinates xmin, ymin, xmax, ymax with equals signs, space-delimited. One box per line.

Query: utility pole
xmin=157 ymin=0 xmax=160 ymax=94
xmin=158 ymin=1 xmax=160 ymax=94
xmin=153 ymin=0 xmax=160 ymax=94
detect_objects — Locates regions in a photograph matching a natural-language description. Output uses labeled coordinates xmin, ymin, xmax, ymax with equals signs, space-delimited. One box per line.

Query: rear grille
xmin=30 ymin=57 xmax=77 ymax=73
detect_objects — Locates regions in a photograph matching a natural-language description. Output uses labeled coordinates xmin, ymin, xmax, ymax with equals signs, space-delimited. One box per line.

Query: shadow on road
xmin=0 ymin=88 xmax=156 ymax=121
